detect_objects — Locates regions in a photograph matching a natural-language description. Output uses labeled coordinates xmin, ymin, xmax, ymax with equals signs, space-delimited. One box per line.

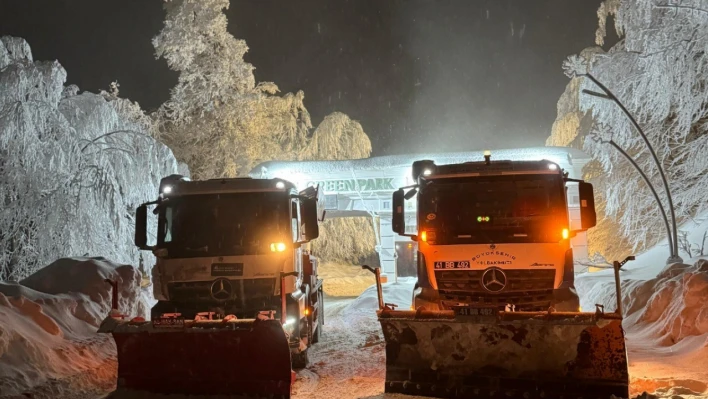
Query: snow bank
xmin=576 ymin=215 xmax=708 ymax=397
xmin=577 ymin=214 xmax=708 ymax=345
xmin=0 ymin=257 xmax=143 ymax=398
xmin=579 ymin=263 xmax=708 ymax=398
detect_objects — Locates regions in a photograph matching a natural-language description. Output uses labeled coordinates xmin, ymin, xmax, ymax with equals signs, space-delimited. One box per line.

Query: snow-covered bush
xmin=549 ymin=0 xmax=708 ymax=256
xmin=577 ymin=259 xmax=708 ymax=346
xmin=311 ymin=217 xmax=377 ymax=266
xmin=0 ymin=36 xmax=182 ymax=281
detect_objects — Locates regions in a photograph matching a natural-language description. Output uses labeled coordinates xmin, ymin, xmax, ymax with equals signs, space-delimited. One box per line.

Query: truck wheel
xmin=291 ymin=349 xmax=309 ymax=369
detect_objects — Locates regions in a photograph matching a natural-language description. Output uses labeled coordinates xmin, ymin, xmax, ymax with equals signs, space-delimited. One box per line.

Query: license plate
xmin=152 ymin=317 xmax=185 ymax=329
xmin=454 ymin=307 xmax=496 ymax=316
xmin=211 ymin=263 xmax=244 ymax=276
xmin=434 ymin=260 xmax=471 ymax=269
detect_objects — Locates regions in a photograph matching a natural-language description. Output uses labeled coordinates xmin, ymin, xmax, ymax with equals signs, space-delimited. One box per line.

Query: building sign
xmin=307 ymin=178 xmax=396 ymax=193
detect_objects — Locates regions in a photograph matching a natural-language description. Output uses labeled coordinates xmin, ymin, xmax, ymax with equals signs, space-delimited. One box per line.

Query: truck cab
xmin=392 ymin=153 xmax=597 ymax=313
xmin=134 ymin=175 xmax=325 ymax=359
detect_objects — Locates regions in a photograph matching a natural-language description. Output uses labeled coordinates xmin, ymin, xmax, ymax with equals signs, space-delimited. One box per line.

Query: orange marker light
xmin=420 ymin=231 xmax=427 ymax=242
xmin=304 ymin=308 xmax=310 ymax=316
xmin=562 ymin=228 xmax=569 ymax=240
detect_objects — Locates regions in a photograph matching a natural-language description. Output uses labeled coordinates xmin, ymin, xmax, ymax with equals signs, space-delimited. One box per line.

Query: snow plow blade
xmin=99 ymin=317 xmax=294 ymax=398
xmin=377 ymin=310 xmax=629 ymax=399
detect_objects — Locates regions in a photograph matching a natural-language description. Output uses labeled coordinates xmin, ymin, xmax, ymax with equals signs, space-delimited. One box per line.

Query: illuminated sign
xmin=307 ymin=178 xmax=395 ymax=193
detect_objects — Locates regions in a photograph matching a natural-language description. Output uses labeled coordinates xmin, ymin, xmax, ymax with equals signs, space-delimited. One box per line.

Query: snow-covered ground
xmin=0 ymin=257 xmax=146 ymax=399
xmin=293 ymin=278 xmax=418 ymax=399
xmin=577 ymin=215 xmax=708 ymax=398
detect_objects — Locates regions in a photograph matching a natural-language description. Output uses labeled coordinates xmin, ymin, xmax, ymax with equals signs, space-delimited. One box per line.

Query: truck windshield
xmin=418 ymin=174 xmax=567 ymax=244
xmin=157 ymin=192 xmax=289 ymax=257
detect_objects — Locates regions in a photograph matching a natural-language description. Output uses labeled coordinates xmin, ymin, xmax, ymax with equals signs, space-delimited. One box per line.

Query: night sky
xmin=0 ymin=0 xmax=615 ymax=156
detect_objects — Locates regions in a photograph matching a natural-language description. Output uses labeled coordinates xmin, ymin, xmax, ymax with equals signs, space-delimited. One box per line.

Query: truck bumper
xmin=413 ymin=286 xmax=580 ymax=312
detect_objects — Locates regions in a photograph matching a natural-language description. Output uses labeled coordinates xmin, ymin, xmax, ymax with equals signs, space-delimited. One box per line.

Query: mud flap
xmin=100 ymin=318 xmax=294 ymax=398
xmin=378 ymin=311 xmax=629 ymax=399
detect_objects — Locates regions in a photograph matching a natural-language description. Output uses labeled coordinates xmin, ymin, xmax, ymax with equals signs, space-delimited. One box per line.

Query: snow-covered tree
xmin=0 ymin=37 xmax=182 ymax=281
xmin=303 ymin=112 xmax=372 ymax=161
xmin=152 ymin=0 xmax=376 ymax=265
xmin=551 ymin=0 xmax=708 ymax=255
xmin=301 ymin=112 xmax=376 ymax=264
xmin=152 ymin=0 xmax=314 ymax=179
xmin=153 ymin=0 xmax=373 ymax=180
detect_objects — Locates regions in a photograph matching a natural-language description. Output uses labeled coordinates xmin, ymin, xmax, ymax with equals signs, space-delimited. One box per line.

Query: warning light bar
xmin=476 ymin=216 xmax=490 ymax=222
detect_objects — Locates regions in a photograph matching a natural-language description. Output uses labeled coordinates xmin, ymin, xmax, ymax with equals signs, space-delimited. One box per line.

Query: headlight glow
xmin=270 ymin=242 xmax=287 ymax=252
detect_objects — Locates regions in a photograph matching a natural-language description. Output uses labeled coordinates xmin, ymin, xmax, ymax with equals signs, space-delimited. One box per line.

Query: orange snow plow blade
xmin=377 ymin=309 xmax=629 ymax=399
xmin=99 ymin=317 xmax=294 ymax=398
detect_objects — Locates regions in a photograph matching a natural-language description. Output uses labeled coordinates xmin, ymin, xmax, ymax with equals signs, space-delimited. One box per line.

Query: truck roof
xmin=419 ymin=159 xmax=563 ymax=180
xmin=158 ymin=175 xmax=296 ymax=196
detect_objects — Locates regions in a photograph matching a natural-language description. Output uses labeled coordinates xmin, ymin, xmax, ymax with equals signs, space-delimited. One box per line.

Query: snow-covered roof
xmin=249 ymin=146 xmax=590 ymax=178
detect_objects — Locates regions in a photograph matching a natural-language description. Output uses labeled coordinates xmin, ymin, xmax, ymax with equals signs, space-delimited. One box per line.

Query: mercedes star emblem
xmin=481 ymin=267 xmax=507 ymax=293
xmin=210 ymin=278 xmax=233 ymax=301
xmin=489 ymin=243 xmax=496 ymax=250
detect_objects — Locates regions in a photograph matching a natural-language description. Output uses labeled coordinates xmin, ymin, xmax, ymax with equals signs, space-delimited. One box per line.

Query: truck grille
xmin=168 ymin=278 xmax=275 ymax=303
xmin=434 ymin=269 xmax=555 ymax=310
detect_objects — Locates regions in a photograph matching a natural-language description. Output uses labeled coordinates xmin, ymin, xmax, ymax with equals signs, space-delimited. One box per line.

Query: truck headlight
xmin=270 ymin=242 xmax=287 ymax=252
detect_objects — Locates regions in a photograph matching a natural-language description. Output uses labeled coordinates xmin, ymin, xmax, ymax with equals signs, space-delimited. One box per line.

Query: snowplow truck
xmin=99 ymin=175 xmax=325 ymax=398
xmin=375 ymin=153 xmax=629 ymax=399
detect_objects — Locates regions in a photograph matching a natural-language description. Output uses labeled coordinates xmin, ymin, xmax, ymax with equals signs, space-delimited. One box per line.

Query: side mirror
xmin=135 ymin=204 xmax=153 ymax=250
xmin=302 ymin=198 xmax=320 ymax=241
xmin=578 ymin=181 xmax=597 ymax=230
xmin=392 ymin=189 xmax=405 ymax=235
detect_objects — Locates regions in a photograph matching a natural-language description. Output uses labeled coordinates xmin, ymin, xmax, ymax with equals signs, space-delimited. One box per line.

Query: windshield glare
xmin=419 ymin=174 xmax=567 ymax=244
xmin=157 ymin=192 xmax=288 ymax=257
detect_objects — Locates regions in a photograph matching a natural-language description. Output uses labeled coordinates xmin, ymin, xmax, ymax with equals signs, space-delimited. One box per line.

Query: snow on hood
xmin=0 ymin=257 xmax=144 ymax=397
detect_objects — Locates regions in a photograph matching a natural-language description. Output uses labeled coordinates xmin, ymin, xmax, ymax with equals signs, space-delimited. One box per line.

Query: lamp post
xmin=580 ymin=73 xmax=682 ymax=264
xmin=590 ymin=135 xmax=675 ymax=263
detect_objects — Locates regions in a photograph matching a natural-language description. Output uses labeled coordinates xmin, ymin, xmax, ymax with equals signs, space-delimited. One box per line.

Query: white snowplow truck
xmin=369 ymin=153 xmax=629 ymax=399
xmin=98 ymin=175 xmax=325 ymax=398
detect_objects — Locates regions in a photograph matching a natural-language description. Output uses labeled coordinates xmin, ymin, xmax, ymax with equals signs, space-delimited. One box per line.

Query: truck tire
xmin=291 ymin=349 xmax=309 ymax=369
